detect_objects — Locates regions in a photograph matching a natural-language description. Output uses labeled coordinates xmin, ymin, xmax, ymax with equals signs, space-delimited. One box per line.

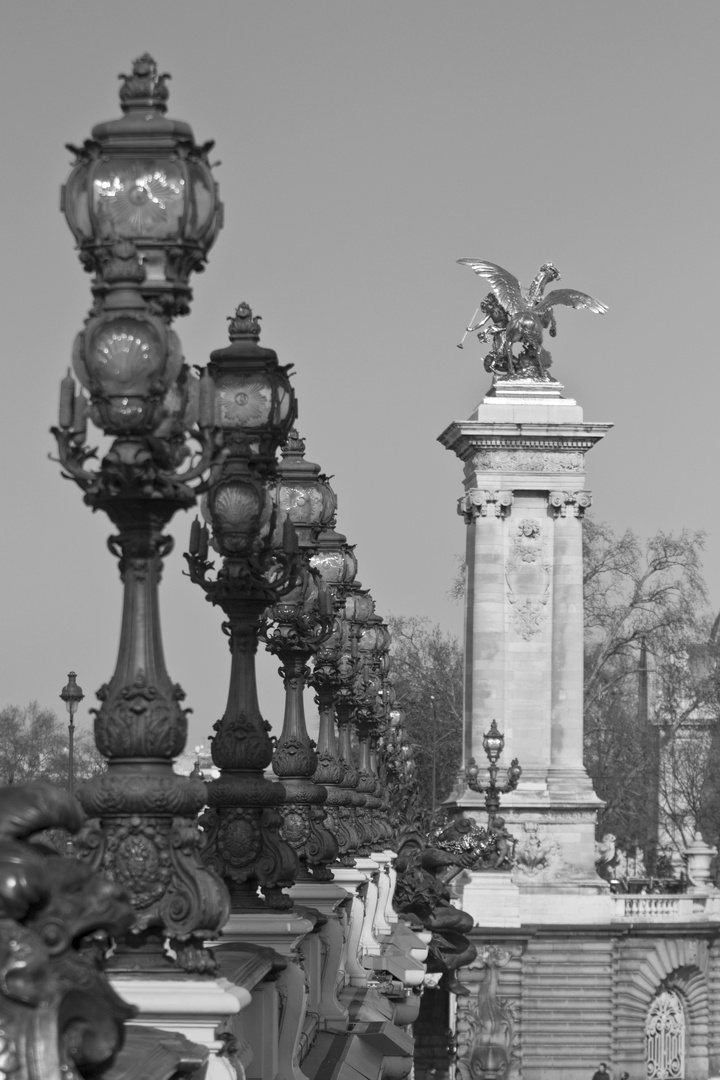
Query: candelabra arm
xmin=50 ymin=427 xmax=100 ymax=487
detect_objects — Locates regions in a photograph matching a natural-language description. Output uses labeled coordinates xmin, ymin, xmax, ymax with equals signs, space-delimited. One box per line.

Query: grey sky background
xmin=1 ymin=2 xmax=718 ymax=749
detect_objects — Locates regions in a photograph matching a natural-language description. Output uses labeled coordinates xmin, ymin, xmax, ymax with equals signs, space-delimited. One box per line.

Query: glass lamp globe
xmin=62 ymin=54 xmax=221 ymax=312
xmin=209 ymin=304 xmax=297 ymax=462
xmin=204 ymin=477 xmax=273 ymax=557
xmin=482 ymin=720 xmax=505 ymax=763
xmin=272 ymin=431 xmax=337 ymax=549
xmin=72 ymin=316 xmax=182 ymax=435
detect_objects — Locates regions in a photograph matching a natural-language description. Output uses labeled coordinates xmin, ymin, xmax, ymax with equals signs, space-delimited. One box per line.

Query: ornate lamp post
xmin=308 ymin=577 xmax=372 ymax=863
xmin=352 ymin=614 xmax=392 ymax=850
xmin=466 ymin=720 xmax=522 ymax=824
xmin=59 ymin=670 xmax=84 ymax=798
xmin=263 ymin=433 xmax=339 ymax=879
xmin=53 ymin=55 xmax=229 ymax=973
xmin=333 ymin=587 xmax=377 ymax=857
xmin=185 ymin=304 xmax=300 ymax=910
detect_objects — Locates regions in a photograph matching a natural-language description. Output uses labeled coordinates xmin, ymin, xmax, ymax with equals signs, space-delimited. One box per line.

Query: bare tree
xmin=387 ymin=615 xmax=463 ymax=814
xmin=0 ymin=702 xmax=104 ymax=788
xmin=582 ymin=517 xmax=718 ymax=867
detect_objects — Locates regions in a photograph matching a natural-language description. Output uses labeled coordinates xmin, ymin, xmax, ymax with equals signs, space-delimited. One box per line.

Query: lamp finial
xmin=118 ymin=53 xmax=170 ymax=114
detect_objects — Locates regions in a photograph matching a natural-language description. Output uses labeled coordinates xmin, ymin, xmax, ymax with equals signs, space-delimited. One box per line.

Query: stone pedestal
xmin=217 ymin=911 xmax=315 ymax=1080
xmin=110 ymin=976 xmax=241 ymax=1080
xmin=455 ymin=870 xmax=521 ymax=928
xmin=439 ymin=379 xmax=612 ymax=883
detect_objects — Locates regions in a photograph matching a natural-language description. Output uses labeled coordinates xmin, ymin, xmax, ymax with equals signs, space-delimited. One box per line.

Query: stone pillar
xmin=439 ymin=380 xmax=611 ymax=883
xmin=462 ymin=490 xmax=510 ymax=769
xmin=547 ymin=489 xmax=594 ymax=796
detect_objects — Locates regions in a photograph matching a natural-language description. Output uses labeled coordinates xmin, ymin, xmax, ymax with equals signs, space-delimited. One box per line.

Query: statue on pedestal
xmin=595 ymin=832 xmax=618 ymax=883
xmin=394 ymin=834 xmax=477 ymax=995
xmin=394 ymin=814 xmax=517 ymax=994
xmin=430 ymin=815 xmax=517 ymax=873
xmin=457 ymin=260 xmax=607 ymax=380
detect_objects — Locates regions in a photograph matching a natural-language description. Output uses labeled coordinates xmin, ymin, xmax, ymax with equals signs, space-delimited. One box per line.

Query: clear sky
xmin=1 ymin=1 xmax=718 ymax=749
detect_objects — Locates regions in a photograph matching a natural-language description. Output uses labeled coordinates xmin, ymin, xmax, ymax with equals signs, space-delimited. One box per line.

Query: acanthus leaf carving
xmin=93 ymin=676 xmax=188 ymax=759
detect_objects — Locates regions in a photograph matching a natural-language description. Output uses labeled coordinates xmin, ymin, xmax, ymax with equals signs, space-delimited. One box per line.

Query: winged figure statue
xmin=457 ymin=260 xmax=607 ymax=381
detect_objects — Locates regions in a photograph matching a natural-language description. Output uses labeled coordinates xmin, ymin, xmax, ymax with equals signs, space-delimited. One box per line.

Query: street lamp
xmin=185 ymin=304 xmax=302 ymax=911
xmin=310 ymin=577 xmax=372 ymax=864
xmin=466 ymin=720 xmax=522 ymax=824
xmin=59 ymin=671 xmax=84 ymax=798
xmin=53 ymin=54 xmax=229 ymax=973
xmin=352 ymin=612 xmax=392 ymax=851
xmin=263 ymin=433 xmax=339 ymax=880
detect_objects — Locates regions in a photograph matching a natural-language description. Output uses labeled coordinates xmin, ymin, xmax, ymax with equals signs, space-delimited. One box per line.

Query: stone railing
xmin=611 ymin=894 xmax=709 ymax=921
xmin=205 ymin=852 xmax=425 ymax=1079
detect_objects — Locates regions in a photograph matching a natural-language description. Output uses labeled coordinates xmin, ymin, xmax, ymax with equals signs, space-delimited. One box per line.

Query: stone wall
xmin=453 ymin=924 xmax=720 ymax=1080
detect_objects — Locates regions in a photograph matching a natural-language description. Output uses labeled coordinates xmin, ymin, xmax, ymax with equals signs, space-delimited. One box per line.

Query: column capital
xmin=547 ymin=490 xmax=592 ymax=518
xmin=459 ymin=489 xmax=514 ymax=523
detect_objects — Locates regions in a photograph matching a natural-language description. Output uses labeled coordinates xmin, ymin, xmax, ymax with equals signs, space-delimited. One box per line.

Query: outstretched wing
xmin=535 ymin=288 xmax=608 ymax=315
xmin=457 ymin=259 xmax=524 ymax=314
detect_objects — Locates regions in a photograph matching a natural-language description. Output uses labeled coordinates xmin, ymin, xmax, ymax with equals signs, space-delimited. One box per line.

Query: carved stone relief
xmin=455 ymin=946 xmax=521 ymax=1080
xmin=511 ymin=823 xmax=564 ymax=881
xmin=459 ymin=489 xmax=513 ymax=523
xmin=548 ymin=490 xmax=593 ymax=518
xmin=505 ymin=519 xmax=551 ymax=640
xmin=471 ymin=450 xmax=585 ymax=473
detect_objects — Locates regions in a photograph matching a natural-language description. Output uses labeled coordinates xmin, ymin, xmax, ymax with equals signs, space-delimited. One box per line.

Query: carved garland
xmin=505 ymin=519 xmax=551 ymax=641
xmin=470 ymin=450 xmax=585 ymax=473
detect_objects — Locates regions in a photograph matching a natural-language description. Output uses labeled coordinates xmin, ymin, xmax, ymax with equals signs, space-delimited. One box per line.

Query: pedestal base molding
xmin=110 ymin=976 xmax=241 ymax=1080
xmin=455 ymin=871 xmax=522 ymax=928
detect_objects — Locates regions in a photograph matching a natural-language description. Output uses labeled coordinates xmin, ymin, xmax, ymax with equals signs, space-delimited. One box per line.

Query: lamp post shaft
xmin=60 ymin=671 xmax=83 ymax=804
xmin=431 ymin=695 xmax=438 ymax=814
xmin=68 ymin=721 xmax=75 ymax=798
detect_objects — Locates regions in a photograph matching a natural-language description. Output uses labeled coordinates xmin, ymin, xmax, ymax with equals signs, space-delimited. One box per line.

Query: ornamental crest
xmin=506 ymin=520 xmax=550 ymax=640
xmin=512 ymin=823 xmax=563 ymax=881
xmin=455 ymin=946 xmax=520 ymax=1080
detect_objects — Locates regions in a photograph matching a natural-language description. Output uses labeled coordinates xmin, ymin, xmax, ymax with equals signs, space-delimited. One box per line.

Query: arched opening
xmin=645 ymin=990 xmax=685 ymax=1080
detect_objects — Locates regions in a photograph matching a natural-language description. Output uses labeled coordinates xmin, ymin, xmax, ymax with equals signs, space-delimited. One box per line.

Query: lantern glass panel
xmin=213 ymin=483 xmax=264 ymax=529
xmin=186 ymin=161 xmax=216 ymax=236
xmin=64 ymin=164 xmax=93 ymax=241
xmin=278 ymin=484 xmax=326 ymax=526
xmin=92 ymin=159 xmax=185 ymax=240
xmin=311 ymin=548 xmax=357 ymax=585
xmin=276 ymin=382 xmax=292 ymax=423
xmin=84 ymin=317 xmax=165 ymax=394
xmin=483 ymin=731 xmax=503 ymax=757
xmin=216 ymin=374 xmax=273 ymax=429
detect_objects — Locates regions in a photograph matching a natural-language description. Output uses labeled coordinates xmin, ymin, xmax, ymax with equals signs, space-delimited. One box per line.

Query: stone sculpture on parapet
xmin=456 ymin=259 xmax=608 ymax=381
xmin=393 ymin=813 xmax=519 ymax=995
xmin=394 ymin=828 xmax=478 ymax=996
xmin=0 ymin=781 xmax=134 ymax=1080
xmin=430 ymin=815 xmax=517 ymax=872
xmin=0 ymin=780 xmax=210 ymax=1080
xmin=455 ymin=945 xmax=518 ymax=1080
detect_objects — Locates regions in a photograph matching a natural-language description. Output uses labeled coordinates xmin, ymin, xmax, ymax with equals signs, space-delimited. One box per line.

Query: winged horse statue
xmin=457 ymin=260 xmax=607 ymax=380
